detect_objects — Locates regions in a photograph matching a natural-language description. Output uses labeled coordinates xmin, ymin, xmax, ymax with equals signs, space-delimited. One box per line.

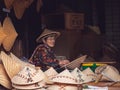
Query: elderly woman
xmin=29 ymin=29 xmax=69 ymax=72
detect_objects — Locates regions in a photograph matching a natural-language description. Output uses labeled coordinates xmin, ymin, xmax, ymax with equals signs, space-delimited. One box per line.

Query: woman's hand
xmin=59 ymin=60 xmax=70 ymax=67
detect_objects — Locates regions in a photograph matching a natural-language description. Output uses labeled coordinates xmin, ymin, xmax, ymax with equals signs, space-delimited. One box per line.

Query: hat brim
xmin=0 ymin=64 xmax=12 ymax=89
xmin=12 ymin=81 xmax=45 ymax=90
xmin=36 ymin=32 xmax=60 ymax=43
xmin=11 ymin=66 xmax=45 ymax=85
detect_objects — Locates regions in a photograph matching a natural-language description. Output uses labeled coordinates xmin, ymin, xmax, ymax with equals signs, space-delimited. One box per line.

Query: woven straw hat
xmin=62 ymin=55 xmax=87 ymax=69
xmin=101 ymin=65 xmax=120 ymax=82
xmin=12 ymin=83 xmax=46 ymax=90
xmin=13 ymin=0 xmax=33 ymax=19
xmin=44 ymin=67 xmax=58 ymax=79
xmin=50 ymin=69 xmax=78 ymax=84
xmin=95 ymin=65 xmax=113 ymax=81
xmin=0 ymin=24 xmax=7 ymax=46
xmin=4 ymin=0 xmax=14 ymax=9
xmin=48 ymin=69 xmax=78 ymax=90
xmin=11 ymin=66 xmax=45 ymax=85
xmin=0 ymin=51 xmax=22 ymax=79
xmin=44 ymin=67 xmax=58 ymax=84
xmin=0 ymin=63 xmax=12 ymax=89
xmin=82 ymin=67 xmax=96 ymax=81
xmin=3 ymin=16 xmax=18 ymax=51
xmin=36 ymin=28 xmax=60 ymax=43
xmin=10 ymin=52 xmax=35 ymax=68
xmin=48 ymin=84 xmax=78 ymax=90
xmin=71 ymin=68 xmax=93 ymax=84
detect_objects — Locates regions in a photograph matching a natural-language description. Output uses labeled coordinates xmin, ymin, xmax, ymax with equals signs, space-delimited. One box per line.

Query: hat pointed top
xmin=51 ymin=69 xmax=78 ymax=84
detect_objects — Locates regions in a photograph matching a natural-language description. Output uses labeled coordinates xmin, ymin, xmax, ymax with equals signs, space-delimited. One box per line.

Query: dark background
xmin=0 ymin=0 xmax=120 ymax=63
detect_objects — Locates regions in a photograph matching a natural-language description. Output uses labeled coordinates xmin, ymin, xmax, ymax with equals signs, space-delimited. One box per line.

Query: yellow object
xmin=81 ymin=62 xmax=108 ymax=72
xmin=82 ymin=63 xmax=106 ymax=67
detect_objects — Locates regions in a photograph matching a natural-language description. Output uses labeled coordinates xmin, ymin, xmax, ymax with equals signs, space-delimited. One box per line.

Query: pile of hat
xmin=0 ymin=16 xmax=18 ymax=89
xmin=47 ymin=69 xmax=79 ymax=90
xmin=11 ymin=66 xmax=47 ymax=90
xmin=0 ymin=50 xmax=35 ymax=89
xmin=71 ymin=67 xmax=96 ymax=84
xmin=44 ymin=66 xmax=96 ymax=90
xmin=44 ymin=67 xmax=58 ymax=84
xmin=0 ymin=16 xmax=35 ymax=89
xmin=95 ymin=65 xmax=120 ymax=82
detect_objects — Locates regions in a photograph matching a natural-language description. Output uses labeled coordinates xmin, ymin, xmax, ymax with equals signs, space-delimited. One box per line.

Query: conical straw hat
xmin=44 ymin=67 xmax=58 ymax=79
xmin=12 ymin=83 xmax=46 ymax=90
xmin=12 ymin=69 xmax=46 ymax=90
xmin=3 ymin=16 xmax=18 ymax=51
xmin=95 ymin=65 xmax=114 ymax=81
xmin=82 ymin=67 xmax=96 ymax=81
xmin=0 ymin=63 xmax=12 ymax=89
xmin=102 ymin=65 xmax=120 ymax=82
xmin=12 ymin=66 xmax=45 ymax=85
xmin=36 ymin=28 xmax=60 ymax=43
xmin=0 ymin=24 xmax=7 ymax=46
xmin=51 ymin=69 xmax=78 ymax=84
xmin=44 ymin=67 xmax=58 ymax=84
xmin=48 ymin=69 xmax=78 ymax=90
xmin=0 ymin=51 xmax=22 ymax=79
xmin=10 ymin=52 xmax=35 ymax=68
xmin=71 ymin=68 xmax=93 ymax=84
xmin=48 ymin=84 xmax=78 ymax=90
xmin=4 ymin=0 xmax=14 ymax=9
xmin=62 ymin=55 xmax=87 ymax=69
xmin=13 ymin=0 xmax=33 ymax=19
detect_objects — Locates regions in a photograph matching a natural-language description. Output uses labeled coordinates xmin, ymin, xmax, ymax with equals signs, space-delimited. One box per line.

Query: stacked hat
xmin=71 ymin=68 xmax=94 ymax=84
xmin=12 ymin=66 xmax=46 ymax=90
xmin=95 ymin=65 xmax=112 ymax=81
xmin=0 ymin=63 xmax=12 ymax=89
xmin=44 ymin=67 xmax=58 ymax=79
xmin=44 ymin=67 xmax=58 ymax=84
xmin=101 ymin=65 xmax=120 ymax=82
xmin=48 ymin=69 xmax=78 ymax=90
xmin=82 ymin=67 xmax=96 ymax=81
xmin=0 ymin=51 xmax=22 ymax=79
xmin=0 ymin=51 xmax=36 ymax=89
xmin=48 ymin=84 xmax=79 ymax=90
xmin=9 ymin=52 xmax=35 ymax=68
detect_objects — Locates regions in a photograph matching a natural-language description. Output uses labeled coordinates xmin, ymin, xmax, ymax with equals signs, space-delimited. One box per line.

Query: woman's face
xmin=44 ymin=36 xmax=56 ymax=47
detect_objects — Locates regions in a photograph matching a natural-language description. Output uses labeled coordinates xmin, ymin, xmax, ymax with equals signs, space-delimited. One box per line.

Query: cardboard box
xmin=41 ymin=12 xmax=84 ymax=30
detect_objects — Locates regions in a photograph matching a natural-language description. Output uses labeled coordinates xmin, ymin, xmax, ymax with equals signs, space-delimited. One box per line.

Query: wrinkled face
xmin=43 ymin=36 xmax=56 ymax=47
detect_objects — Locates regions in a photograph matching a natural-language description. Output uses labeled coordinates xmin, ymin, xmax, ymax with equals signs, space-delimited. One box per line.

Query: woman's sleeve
xmin=29 ymin=46 xmax=44 ymax=66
